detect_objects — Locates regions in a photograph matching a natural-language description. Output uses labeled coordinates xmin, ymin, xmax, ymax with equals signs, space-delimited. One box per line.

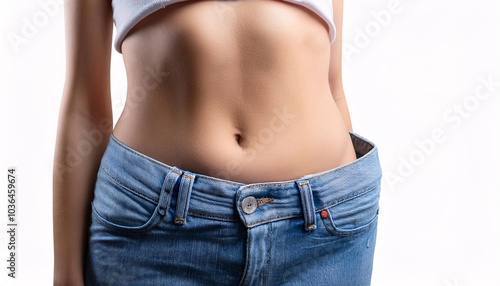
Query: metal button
xmin=241 ymin=196 xmax=258 ymax=214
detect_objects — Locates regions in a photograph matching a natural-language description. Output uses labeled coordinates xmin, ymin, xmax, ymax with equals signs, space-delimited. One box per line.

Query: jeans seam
xmin=323 ymin=214 xmax=378 ymax=237
xmin=319 ymin=182 xmax=380 ymax=211
xmin=239 ymin=232 xmax=251 ymax=286
xmin=265 ymin=223 xmax=273 ymax=286
xmin=91 ymin=203 xmax=164 ymax=235
xmin=245 ymin=213 xmax=302 ymax=227
xmin=101 ymin=167 xmax=159 ymax=204
xmin=188 ymin=211 xmax=237 ymax=221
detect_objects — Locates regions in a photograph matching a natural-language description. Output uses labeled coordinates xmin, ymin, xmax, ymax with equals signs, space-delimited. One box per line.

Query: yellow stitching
xmin=305 ymin=224 xmax=316 ymax=230
xmin=257 ymin=197 xmax=275 ymax=206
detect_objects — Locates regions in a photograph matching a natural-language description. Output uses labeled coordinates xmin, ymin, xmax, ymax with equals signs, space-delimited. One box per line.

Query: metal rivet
xmin=241 ymin=196 xmax=258 ymax=214
xmin=320 ymin=210 xmax=329 ymax=219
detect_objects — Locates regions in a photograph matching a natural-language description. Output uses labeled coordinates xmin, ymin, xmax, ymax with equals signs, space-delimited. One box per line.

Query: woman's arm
xmin=329 ymin=0 xmax=352 ymax=131
xmin=52 ymin=0 xmax=113 ymax=285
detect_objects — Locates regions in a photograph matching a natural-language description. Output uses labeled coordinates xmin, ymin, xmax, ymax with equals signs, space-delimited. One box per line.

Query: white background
xmin=1 ymin=0 xmax=499 ymax=285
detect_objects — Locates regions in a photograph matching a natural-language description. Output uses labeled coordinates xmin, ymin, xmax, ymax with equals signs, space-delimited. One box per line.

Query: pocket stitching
xmin=318 ymin=182 xmax=380 ymax=212
xmin=322 ymin=210 xmax=378 ymax=237
xmin=320 ymin=183 xmax=380 ymax=237
xmin=91 ymin=202 xmax=165 ymax=234
xmin=101 ymin=167 xmax=159 ymax=204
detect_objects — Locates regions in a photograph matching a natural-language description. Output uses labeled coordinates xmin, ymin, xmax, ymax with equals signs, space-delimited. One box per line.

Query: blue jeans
xmin=84 ymin=132 xmax=382 ymax=286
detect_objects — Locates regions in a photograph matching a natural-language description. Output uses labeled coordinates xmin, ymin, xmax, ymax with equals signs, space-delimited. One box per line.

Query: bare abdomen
xmin=112 ymin=0 xmax=356 ymax=183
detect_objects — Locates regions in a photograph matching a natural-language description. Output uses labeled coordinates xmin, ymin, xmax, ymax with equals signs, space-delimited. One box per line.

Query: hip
xmin=85 ymin=131 xmax=382 ymax=285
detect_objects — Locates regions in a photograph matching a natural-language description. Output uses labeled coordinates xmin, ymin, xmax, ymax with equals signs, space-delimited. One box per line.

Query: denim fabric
xmin=84 ymin=132 xmax=382 ymax=286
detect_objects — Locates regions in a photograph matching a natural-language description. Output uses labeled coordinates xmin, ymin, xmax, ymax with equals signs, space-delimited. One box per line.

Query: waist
xmin=97 ymin=131 xmax=382 ymax=224
xmin=112 ymin=85 xmax=355 ymax=183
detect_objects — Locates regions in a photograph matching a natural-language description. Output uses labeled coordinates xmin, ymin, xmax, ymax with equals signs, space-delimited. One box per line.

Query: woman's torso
xmin=112 ymin=0 xmax=355 ymax=184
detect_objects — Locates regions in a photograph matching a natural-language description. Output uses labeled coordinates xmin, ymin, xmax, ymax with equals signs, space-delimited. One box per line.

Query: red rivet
xmin=320 ymin=210 xmax=328 ymax=219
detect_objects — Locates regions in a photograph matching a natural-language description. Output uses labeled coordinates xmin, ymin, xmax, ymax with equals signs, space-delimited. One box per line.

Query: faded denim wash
xmin=84 ymin=131 xmax=382 ymax=286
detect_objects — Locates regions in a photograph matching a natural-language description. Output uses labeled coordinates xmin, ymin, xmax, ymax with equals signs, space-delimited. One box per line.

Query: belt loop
xmin=158 ymin=167 xmax=182 ymax=216
xmin=296 ymin=180 xmax=316 ymax=231
xmin=174 ymin=172 xmax=196 ymax=225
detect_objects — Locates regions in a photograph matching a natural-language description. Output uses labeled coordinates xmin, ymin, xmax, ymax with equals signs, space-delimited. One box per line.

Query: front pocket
xmin=320 ymin=183 xmax=380 ymax=236
xmin=91 ymin=166 xmax=165 ymax=234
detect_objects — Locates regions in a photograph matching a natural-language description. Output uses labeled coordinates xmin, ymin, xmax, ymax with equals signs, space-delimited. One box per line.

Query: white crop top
xmin=111 ymin=0 xmax=336 ymax=53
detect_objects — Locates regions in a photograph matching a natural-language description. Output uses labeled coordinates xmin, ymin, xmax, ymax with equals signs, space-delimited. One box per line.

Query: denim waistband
xmin=98 ymin=132 xmax=382 ymax=229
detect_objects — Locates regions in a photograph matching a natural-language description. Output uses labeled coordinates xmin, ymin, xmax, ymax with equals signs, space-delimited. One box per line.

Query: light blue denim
xmin=84 ymin=132 xmax=382 ymax=286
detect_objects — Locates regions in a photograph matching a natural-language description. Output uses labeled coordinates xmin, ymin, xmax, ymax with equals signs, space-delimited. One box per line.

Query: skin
xmin=53 ymin=0 xmax=352 ymax=285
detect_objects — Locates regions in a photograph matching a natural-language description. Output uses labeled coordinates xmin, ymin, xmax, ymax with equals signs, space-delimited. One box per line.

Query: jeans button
xmin=241 ymin=196 xmax=258 ymax=214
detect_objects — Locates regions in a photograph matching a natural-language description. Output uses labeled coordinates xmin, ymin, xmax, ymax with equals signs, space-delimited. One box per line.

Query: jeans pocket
xmin=91 ymin=166 xmax=164 ymax=234
xmin=320 ymin=183 xmax=380 ymax=236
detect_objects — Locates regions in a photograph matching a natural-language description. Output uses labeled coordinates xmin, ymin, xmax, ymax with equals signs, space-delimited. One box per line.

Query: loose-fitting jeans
xmin=84 ymin=132 xmax=382 ymax=286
